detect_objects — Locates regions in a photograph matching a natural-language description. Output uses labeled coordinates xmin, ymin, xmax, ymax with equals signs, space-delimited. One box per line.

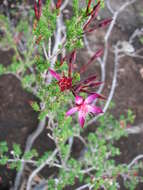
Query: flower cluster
xmin=49 ymin=49 xmax=105 ymax=127
xmin=47 ymin=0 xmax=111 ymax=127
xmin=49 ymin=49 xmax=104 ymax=96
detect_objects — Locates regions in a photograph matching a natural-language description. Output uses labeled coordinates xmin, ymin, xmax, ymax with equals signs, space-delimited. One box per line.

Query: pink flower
xmin=66 ymin=94 xmax=103 ymax=128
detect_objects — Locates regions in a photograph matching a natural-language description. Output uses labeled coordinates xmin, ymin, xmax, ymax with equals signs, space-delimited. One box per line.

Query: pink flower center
xmin=79 ymin=103 xmax=88 ymax=112
xmin=75 ymin=96 xmax=84 ymax=105
xmin=58 ymin=76 xmax=72 ymax=92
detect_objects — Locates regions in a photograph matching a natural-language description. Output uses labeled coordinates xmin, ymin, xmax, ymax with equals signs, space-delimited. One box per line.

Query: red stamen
xmin=86 ymin=0 xmax=92 ymax=15
xmin=58 ymin=76 xmax=72 ymax=92
xmin=34 ymin=0 xmax=42 ymax=20
xmin=68 ymin=50 xmax=76 ymax=78
xmin=84 ymin=19 xmax=112 ymax=33
xmin=89 ymin=1 xmax=100 ymax=18
xmin=83 ymin=1 xmax=100 ymax=30
xmin=82 ymin=81 xmax=103 ymax=88
xmin=80 ymin=49 xmax=103 ymax=74
xmin=59 ymin=55 xmax=66 ymax=66
xmin=73 ymin=75 xmax=97 ymax=92
xmin=38 ymin=0 xmax=42 ymax=19
xmin=34 ymin=1 xmax=39 ymax=20
xmin=98 ymin=19 xmax=112 ymax=28
xmin=56 ymin=0 xmax=62 ymax=9
xmin=80 ymin=89 xmax=106 ymax=99
xmin=83 ymin=16 xmax=93 ymax=30
xmin=82 ymin=75 xmax=97 ymax=84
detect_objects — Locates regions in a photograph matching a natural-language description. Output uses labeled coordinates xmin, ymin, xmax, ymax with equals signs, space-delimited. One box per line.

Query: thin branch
xmin=106 ymin=0 xmax=114 ymax=14
xmin=75 ymin=184 xmax=90 ymax=190
xmin=42 ymin=43 xmax=49 ymax=60
xmin=64 ymin=137 xmax=73 ymax=164
xmin=46 ymin=11 xmax=66 ymax=84
xmin=128 ymin=154 xmax=143 ymax=169
xmin=60 ymin=0 xmax=69 ymax=11
xmin=26 ymin=149 xmax=58 ymax=190
xmin=129 ymin=28 xmax=143 ymax=44
xmin=7 ymin=159 xmax=36 ymax=165
xmin=101 ymin=0 xmax=137 ymax=92
xmin=13 ymin=119 xmax=46 ymax=190
xmin=87 ymin=43 xmax=120 ymax=126
xmin=48 ymin=37 xmax=52 ymax=58
xmin=87 ymin=0 xmax=137 ymax=126
xmin=126 ymin=123 xmax=143 ymax=134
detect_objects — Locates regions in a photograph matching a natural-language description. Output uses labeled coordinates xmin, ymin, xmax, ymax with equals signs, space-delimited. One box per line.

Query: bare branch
xmin=42 ymin=43 xmax=49 ymax=60
xmin=26 ymin=149 xmax=58 ymax=190
xmin=128 ymin=154 xmax=143 ymax=169
xmin=13 ymin=119 xmax=46 ymax=190
xmin=87 ymin=0 xmax=137 ymax=126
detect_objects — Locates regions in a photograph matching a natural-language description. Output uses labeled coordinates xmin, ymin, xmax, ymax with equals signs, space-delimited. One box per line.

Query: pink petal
xmin=75 ymin=96 xmax=84 ymax=105
xmin=88 ymin=105 xmax=103 ymax=114
xmin=85 ymin=94 xmax=99 ymax=104
xmin=66 ymin=107 xmax=78 ymax=117
xmin=78 ymin=111 xmax=85 ymax=128
xmin=49 ymin=69 xmax=61 ymax=81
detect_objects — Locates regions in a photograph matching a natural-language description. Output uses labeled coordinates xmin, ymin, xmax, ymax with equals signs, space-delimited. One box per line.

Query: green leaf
xmin=0 ymin=141 xmax=8 ymax=154
xmin=13 ymin=144 xmax=22 ymax=157
xmin=31 ymin=102 xmax=40 ymax=112
xmin=0 ymin=156 xmax=8 ymax=165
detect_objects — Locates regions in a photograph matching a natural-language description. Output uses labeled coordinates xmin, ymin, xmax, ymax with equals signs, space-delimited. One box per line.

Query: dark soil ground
xmin=0 ymin=1 xmax=143 ymax=190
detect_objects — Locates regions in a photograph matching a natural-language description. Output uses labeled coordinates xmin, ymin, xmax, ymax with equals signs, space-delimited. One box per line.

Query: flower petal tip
xmin=48 ymin=69 xmax=60 ymax=81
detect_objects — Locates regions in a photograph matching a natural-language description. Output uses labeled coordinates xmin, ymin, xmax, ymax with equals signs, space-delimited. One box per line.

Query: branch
xmin=128 ymin=154 xmax=143 ymax=169
xmin=101 ymin=0 xmax=137 ymax=92
xmin=26 ymin=149 xmax=58 ymax=190
xmin=13 ymin=119 xmax=46 ymax=190
xmin=75 ymin=184 xmax=90 ymax=190
xmin=87 ymin=0 xmax=137 ymax=126
xmin=46 ymin=11 xmax=66 ymax=84
xmin=60 ymin=0 xmax=69 ymax=11
xmin=106 ymin=0 xmax=114 ymax=14
xmin=87 ymin=42 xmax=120 ymax=126
xmin=126 ymin=123 xmax=143 ymax=134
xmin=42 ymin=43 xmax=49 ymax=60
